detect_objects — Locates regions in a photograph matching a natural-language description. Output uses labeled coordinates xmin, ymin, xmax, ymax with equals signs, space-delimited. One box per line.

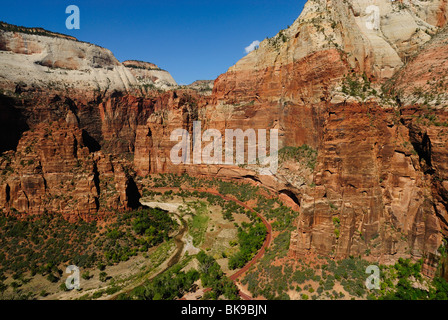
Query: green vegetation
xmin=243 ymin=245 xmax=375 ymax=300
xmin=333 ymin=217 xmax=341 ymax=239
xmin=412 ymin=106 xmax=448 ymax=127
xmin=266 ymin=29 xmax=290 ymax=50
xmin=370 ymin=258 xmax=448 ymax=300
xmin=341 ymin=72 xmax=400 ymax=107
xmin=0 ymin=21 xmax=76 ymax=40
xmin=342 ymin=73 xmax=376 ymax=100
xmin=216 ymin=180 xmax=259 ymax=203
xmin=228 ymin=221 xmax=267 ymax=270
xmin=197 ymin=252 xmax=239 ymax=300
xmin=146 ymin=182 xmax=270 ymax=272
xmin=121 ymin=252 xmax=239 ymax=300
xmin=279 ymin=145 xmax=317 ymax=170
xmin=0 ymin=173 xmax=297 ymax=299
xmin=0 ymin=207 xmax=177 ymax=276
xmin=242 ymin=231 xmax=293 ymax=300
xmin=131 ymin=208 xmax=176 ymax=242
xmin=122 ymin=263 xmax=200 ymax=300
xmin=124 ymin=63 xmax=165 ymax=72
xmin=4 ymin=169 xmax=448 ymax=301
xmin=151 ymin=173 xmax=261 ymax=202
xmin=243 ymin=240 xmax=448 ymax=301
xmin=81 ymin=271 xmax=92 ymax=280
xmin=323 ymin=257 xmax=371 ymax=297
xmin=149 ymin=173 xmax=298 ymax=233
xmin=255 ymin=196 xmax=297 ymax=231
xmin=187 ymin=201 xmax=210 ymax=247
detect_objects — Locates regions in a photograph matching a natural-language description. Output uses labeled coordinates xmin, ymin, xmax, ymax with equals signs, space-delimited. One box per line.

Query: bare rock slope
xmin=123 ymin=60 xmax=177 ymax=90
xmin=0 ymin=23 xmax=178 ymax=98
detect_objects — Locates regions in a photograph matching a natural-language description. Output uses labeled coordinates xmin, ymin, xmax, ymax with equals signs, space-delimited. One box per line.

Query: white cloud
xmin=245 ymin=40 xmax=260 ymax=54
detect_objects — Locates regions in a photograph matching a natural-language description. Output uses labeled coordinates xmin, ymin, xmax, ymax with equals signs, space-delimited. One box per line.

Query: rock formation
xmin=185 ymin=80 xmax=214 ymax=95
xmin=123 ymin=60 xmax=177 ymax=91
xmin=0 ymin=23 xmax=139 ymax=100
xmin=0 ymin=120 xmax=139 ymax=222
xmin=1 ymin=0 xmax=448 ymax=267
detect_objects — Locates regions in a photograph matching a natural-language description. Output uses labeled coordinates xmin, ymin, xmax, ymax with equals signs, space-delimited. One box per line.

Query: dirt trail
xmin=109 ymin=210 xmax=188 ymax=300
xmin=150 ymin=187 xmax=273 ymax=300
xmin=110 ymin=187 xmax=272 ymax=300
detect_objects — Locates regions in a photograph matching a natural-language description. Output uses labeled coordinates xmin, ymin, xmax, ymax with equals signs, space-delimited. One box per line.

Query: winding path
xmin=109 ymin=211 xmax=188 ymax=300
xmin=149 ymin=187 xmax=273 ymax=300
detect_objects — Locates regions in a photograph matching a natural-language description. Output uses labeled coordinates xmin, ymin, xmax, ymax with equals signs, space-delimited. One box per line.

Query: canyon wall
xmin=0 ymin=23 xmax=178 ymax=100
xmin=1 ymin=0 xmax=448 ymax=267
xmin=0 ymin=26 xmax=136 ymax=100
xmin=123 ymin=60 xmax=177 ymax=91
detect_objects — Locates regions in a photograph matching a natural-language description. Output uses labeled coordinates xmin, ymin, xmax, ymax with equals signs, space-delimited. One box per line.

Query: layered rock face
xmin=1 ymin=0 xmax=448 ymax=267
xmin=0 ymin=120 xmax=140 ymax=222
xmin=291 ymin=102 xmax=444 ymax=263
xmin=0 ymin=23 xmax=139 ymax=99
xmin=179 ymin=0 xmax=448 ymax=264
xmin=123 ymin=60 xmax=177 ymax=91
xmin=0 ymin=23 xmax=175 ymax=219
xmin=392 ymin=26 xmax=448 ymax=244
xmin=0 ymin=86 xmax=178 ymax=219
xmin=215 ymin=0 xmax=445 ymax=102
xmin=394 ymin=26 xmax=448 ymax=107
xmin=185 ymin=80 xmax=214 ymax=96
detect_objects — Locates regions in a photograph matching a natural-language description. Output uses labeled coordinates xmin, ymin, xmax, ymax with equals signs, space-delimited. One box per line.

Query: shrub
xmin=99 ymin=272 xmax=108 ymax=282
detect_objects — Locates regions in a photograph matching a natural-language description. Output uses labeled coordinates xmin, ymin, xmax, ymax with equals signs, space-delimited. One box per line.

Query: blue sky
xmin=1 ymin=0 xmax=306 ymax=85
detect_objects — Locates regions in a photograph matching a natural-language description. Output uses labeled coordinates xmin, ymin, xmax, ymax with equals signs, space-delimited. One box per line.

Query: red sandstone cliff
xmin=132 ymin=0 xmax=448 ymax=265
xmin=1 ymin=0 xmax=448 ymax=268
